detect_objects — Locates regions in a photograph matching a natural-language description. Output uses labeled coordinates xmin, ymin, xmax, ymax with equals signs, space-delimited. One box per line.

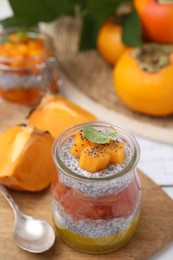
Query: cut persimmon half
xmin=28 ymin=95 xmax=96 ymax=138
xmin=0 ymin=124 xmax=56 ymax=191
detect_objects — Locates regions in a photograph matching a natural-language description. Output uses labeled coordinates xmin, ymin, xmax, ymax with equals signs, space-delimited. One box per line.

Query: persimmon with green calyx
xmin=134 ymin=0 xmax=173 ymax=43
xmin=113 ymin=44 xmax=173 ymax=116
xmin=28 ymin=95 xmax=96 ymax=138
xmin=0 ymin=124 xmax=56 ymax=191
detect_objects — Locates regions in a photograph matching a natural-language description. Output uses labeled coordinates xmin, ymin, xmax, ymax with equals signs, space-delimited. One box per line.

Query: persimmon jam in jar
xmin=52 ymin=122 xmax=141 ymax=254
xmin=0 ymin=28 xmax=61 ymax=106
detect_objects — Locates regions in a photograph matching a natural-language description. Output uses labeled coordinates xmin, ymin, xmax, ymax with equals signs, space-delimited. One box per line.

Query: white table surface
xmin=0 ymin=1 xmax=173 ymax=259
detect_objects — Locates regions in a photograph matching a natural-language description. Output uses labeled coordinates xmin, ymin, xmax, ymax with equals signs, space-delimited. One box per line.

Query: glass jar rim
xmin=52 ymin=121 xmax=140 ymax=183
xmin=0 ymin=27 xmax=52 ymax=70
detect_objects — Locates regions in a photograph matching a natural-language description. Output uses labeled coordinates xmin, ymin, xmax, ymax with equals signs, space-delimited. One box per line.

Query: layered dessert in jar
xmin=0 ymin=28 xmax=60 ymax=106
xmin=51 ymin=122 xmax=141 ymax=254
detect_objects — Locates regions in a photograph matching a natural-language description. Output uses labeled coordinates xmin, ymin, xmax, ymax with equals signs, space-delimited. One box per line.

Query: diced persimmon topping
xmin=70 ymin=132 xmax=125 ymax=173
xmin=0 ymin=33 xmax=46 ymax=67
xmin=105 ymin=140 xmax=125 ymax=164
xmin=79 ymin=146 xmax=110 ymax=173
xmin=70 ymin=132 xmax=90 ymax=158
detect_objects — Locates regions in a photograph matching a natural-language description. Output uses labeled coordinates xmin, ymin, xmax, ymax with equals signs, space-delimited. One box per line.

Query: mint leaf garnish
xmin=83 ymin=126 xmax=116 ymax=144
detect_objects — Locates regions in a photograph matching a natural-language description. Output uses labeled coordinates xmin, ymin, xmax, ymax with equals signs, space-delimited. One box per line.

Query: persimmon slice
xmin=0 ymin=124 xmax=56 ymax=191
xmin=28 ymin=95 xmax=96 ymax=138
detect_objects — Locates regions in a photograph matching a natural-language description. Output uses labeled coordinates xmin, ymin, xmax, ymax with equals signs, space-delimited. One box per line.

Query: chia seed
xmin=52 ymin=125 xmax=140 ymax=240
xmin=52 ymin=199 xmax=140 ymax=238
xmin=56 ymin=132 xmax=135 ymax=197
xmin=60 ymin=135 xmax=132 ymax=179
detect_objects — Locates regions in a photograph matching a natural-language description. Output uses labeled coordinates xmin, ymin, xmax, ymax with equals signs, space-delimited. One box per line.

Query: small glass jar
xmin=0 ymin=27 xmax=61 ymax=106
xmin=51 ymin=122 xmax=141 ymax=254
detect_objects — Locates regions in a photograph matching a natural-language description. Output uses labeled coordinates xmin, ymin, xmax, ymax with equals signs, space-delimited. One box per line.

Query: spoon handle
xmin=0 ymin=184 xmax=20 ymax=217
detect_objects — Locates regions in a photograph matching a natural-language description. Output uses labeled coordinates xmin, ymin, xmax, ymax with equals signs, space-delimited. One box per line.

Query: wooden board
xmin=0 ymin=92 xmax=173 ymax=260
xmin=1 ymin=171 xmax=173 ymax=260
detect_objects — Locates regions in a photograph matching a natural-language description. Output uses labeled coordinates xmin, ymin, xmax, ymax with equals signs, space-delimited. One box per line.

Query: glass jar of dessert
xmin=51 ymin=122 xmax=141 ymax=254
xmin=0 ymin=27 xmax=61 ymax=106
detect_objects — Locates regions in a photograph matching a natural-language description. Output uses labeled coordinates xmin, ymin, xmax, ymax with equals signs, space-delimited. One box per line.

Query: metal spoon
xmin=0 ymin=184 xmax=55 ymax=253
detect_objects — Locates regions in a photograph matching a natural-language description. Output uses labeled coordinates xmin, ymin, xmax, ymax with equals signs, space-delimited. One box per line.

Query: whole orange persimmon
xmin=97 ymin=19 xmax=128 ymax=65
xmin=113 ymin=44 xmax=173 ymax=116
xmin=134 ymin=0 xmax=173 ymax=43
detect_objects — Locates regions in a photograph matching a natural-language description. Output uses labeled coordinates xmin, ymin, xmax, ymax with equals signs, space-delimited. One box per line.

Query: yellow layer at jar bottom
xmin=54 ymin=213 xmax=140 ymax=254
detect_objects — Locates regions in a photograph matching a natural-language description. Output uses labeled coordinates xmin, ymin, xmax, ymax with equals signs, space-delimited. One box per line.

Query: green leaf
xmin=68 ymin=0 xmax=87 ymax=9
xmin=83 ymin=126 xmax=116 ymax=144
xmin=122 ymin=6 xmax=142 ymax=46
xmin=88 ymin=0 xmax=125 ymax=21
xmin=79 ymin=15 xmax=103 ymax=50
xmin=8 ymin=0 xmax=75 ymax=25
xmin=1 ymin=16 xmax=35 ymax=27
xmin=1 ymin=0 xmax=142 ymax=49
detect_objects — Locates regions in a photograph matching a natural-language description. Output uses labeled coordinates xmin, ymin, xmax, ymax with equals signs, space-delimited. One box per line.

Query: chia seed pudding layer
xmin=57 ymin=132 xmax=135 ymax=197
xmin=52 ymin=198 xmax=140 ymax=238
xmin=0 ymin=71 xmax=43 ymax=89
xmin=0 ymin=57 xmax=58 ymax=90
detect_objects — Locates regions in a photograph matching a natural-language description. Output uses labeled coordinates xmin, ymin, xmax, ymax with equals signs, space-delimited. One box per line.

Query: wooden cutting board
xmin=1 ymin=171 xmax=173 ymax=260
xmin=0 ymin=99 xmax=173 ymax=260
